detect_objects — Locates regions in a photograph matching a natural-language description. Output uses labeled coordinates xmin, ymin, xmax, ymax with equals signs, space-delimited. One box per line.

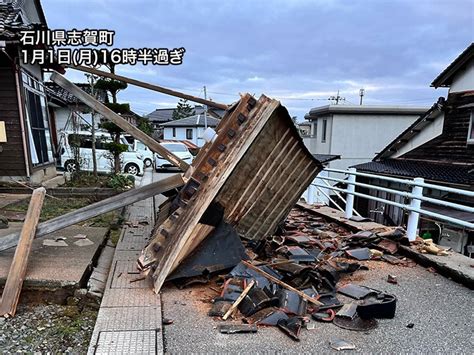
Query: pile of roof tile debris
xmin=169 ymin=208 xmax=412 ymax=341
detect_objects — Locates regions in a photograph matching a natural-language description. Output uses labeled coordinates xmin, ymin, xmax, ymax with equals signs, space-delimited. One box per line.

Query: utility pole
xmin=203 ymin=85 xmax=208 ymax=129
xmin=85 ymin=73 xmax=98 ymax=178
xmin=328 ymin=90 xmax=345 ymax=105
xmin=359 ymin=88 xmax=365 ymax=105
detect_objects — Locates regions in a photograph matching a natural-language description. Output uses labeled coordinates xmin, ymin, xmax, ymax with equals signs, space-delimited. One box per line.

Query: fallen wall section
xmin=138 ymin=94 xmax=322 ymax=293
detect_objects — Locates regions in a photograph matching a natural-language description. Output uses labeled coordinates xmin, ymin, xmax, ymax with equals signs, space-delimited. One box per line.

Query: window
xmin=186 ymin=128 xmax=193 ymax=140
xmin=468 ymin=112 xmax=474 ymax=144
xmin=22 ymin=73 xmax=54 ymax=165
xmin=172 ymin=127 xmax=176 ymax=137
xmin=321 ymin=119 xmax=327 ymax=143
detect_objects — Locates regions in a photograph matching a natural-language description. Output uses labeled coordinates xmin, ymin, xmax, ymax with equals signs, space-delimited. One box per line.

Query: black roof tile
xmin=352 ymin=159 xmax=473 ymax=186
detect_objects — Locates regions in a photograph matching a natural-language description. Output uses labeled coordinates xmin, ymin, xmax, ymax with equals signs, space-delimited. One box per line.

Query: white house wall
xmin=449 ymin=60 xmax=474 ymax=93
xmin=54 ymin=107 xmax=94 ymax=132
xmin=303 ymin=114 xmax=332 ymax=155
xmin=163 ymin=126 xmax=210 ymax=147
xmin=328 ymin=113 xmax=418 ymax=171
xmin=392 ymin=112 xmax=444 ymax=158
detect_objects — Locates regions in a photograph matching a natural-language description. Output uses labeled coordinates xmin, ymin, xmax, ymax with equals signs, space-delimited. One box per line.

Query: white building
xmin=302 ymin=105 xmax=428 ymax=171
xmin=160 ymin=115 xmax=220 ymax=147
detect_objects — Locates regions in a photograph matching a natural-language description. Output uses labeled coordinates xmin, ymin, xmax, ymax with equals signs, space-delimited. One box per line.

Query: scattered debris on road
xmin=165 ymin=208 xmax=410 ymax=342
xmin=330 ymin=338 xmax=356 ymax=351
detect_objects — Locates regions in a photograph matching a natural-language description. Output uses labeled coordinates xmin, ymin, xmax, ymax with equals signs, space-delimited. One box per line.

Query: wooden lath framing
xmin=138 ymin=94 xmax=322 ymax=293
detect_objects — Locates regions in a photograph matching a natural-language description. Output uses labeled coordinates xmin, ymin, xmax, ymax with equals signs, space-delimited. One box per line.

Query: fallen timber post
xmin=241 ymin=261 xmax=324 ymax=307
xmin=0 ymin=174 xmax=184 ymax=252
xmin=50 ymin=71 xmax=189 ymax=171
xmin=0 ymin=188 xmax=46 ymax=317
xmin=70 ymin=65 xmax=229 ymax=110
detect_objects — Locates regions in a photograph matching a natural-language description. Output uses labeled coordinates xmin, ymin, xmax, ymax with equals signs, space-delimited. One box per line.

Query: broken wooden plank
xmin=50 ymin=71 xmax=189 ymax=171
xmin=222 ymin=279 xmax=255 ymax=320
xmin=0 ymin=187 xmax=46 ymax=317
xmin=71 ymin=65 xmax=229 ymax=110
xmin=0 ymin=174 xmax=184 ymax=252
xmin=241 ymin=260 xmax=323 ymax=306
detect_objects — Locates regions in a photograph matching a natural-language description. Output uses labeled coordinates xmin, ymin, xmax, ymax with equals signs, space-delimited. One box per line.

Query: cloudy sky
xmin=42 ymin=0 xmax=473 ymax=120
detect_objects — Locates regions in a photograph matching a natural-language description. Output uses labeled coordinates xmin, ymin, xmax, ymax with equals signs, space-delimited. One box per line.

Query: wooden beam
xmin=70 ymin=65 xmax=229 ymax=111
xmin=222 ymin=280 xmax=255 ymax=320
xmin=0 ymin=187 xmax=46 ymax=317
xmin=241 ymin=260 xmax=323 ymax=306
xmin=0 ymin=174 xmax=184 ymax=252
xmin=50 ymin=71 xmax=189 ymax=171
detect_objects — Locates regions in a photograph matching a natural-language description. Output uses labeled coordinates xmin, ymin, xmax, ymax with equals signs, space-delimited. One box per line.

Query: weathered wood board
xmin=0 ymin=187 xmax=46 ymax=317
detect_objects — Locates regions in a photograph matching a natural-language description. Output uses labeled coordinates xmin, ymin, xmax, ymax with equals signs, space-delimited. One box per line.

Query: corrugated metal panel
xmin=139 ymin=94 xmax=322 ymax=293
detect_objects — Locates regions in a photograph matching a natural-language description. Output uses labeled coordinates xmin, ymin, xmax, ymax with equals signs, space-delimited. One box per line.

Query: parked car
xmin=155 ymin=142 xmax=193 ymax=171
xmin=123 ymin=135 xmax=154 ymax=168
xmin=58 ymin=131 xmax=144 ymax=176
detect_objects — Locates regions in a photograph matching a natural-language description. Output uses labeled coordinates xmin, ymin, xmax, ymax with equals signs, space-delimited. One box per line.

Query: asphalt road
xmin=146 ymin=169 xmax=474 ymax=354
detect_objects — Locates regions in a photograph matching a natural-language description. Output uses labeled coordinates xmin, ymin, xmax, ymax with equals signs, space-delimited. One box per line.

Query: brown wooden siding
xmin=401 ymin=92 xmax=474 ymax=164
xmin=0 ymin=66 xmax=27 ymax=177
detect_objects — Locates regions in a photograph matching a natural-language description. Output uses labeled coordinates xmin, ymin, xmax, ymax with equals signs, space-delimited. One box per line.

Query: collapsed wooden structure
xmin=137 ymin=94 xmax=321 ymax=293
xmin=1 ymin=68 xmax=322 ymax=307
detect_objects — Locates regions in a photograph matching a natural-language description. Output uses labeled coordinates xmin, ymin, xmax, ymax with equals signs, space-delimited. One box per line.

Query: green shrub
xmin=106 ymin=174 xmax=135 ymax=190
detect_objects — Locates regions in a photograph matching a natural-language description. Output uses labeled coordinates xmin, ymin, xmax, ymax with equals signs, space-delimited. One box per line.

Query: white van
xmin=58 ymin=131 xmax=144 ymax=176
xmin=123 ymin=135 xmax=154 ymax=168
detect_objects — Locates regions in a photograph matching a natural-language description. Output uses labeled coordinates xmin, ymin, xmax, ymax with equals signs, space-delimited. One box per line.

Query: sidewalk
xmin=88 ymin=171 xmax=163 ymax=354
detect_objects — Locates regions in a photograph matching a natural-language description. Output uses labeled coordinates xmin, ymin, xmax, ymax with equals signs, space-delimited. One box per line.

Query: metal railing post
xmin=308 ymin=183 xmax=315 ymax=204
xmin=344 ymin=168 xmax=356 ymax=219
xmin=406 ymin=177 xmax=424 ymax=242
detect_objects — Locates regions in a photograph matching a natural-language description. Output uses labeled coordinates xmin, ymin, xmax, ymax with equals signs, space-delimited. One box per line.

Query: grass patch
xmin=1 ymin=197 xmax=119 ymax=225
xmin=63 ymin=172 xmax=109 ymax=188
xmin=3 ymin=198 xmax=91 ymax=221
xmin=64 ymin=172 xmax=135 ymax=191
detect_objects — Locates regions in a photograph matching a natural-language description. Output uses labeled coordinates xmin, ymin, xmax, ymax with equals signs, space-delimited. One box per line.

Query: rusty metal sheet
xmin=138 ymin=94 xmax=322 ymax=293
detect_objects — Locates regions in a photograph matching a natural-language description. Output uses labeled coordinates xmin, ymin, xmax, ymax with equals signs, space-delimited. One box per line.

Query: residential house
xmin=297 ymin=121 xmax=311 ymax=137
xmin=303 ymin=104 xmax=428 ymax=172
xmin=352 ymin=43 xmax=474 ymax=255
xmin=146 ymin=105 xmax=225 ymax=137
xmin=45 ymin=82 xmax=108 ymax=150
xmin=160 ymin=114 xmax=220 ymax=147
xmin=0 ymin=1 xmax=62 ymax=183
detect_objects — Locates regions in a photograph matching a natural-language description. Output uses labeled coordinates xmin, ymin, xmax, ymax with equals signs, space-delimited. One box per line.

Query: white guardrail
xmin=305 ymin=168 xmax=474 ymax=242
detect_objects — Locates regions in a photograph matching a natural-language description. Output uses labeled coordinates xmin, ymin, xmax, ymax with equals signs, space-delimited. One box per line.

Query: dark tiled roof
xmin=431 ymin=43 xmax=474 ymax=88
xmin=312 ymin=154 xmax=341 ymax=164
xmin=146 ymin=106 xmax=225 ymax=123
xmin=45 ymin=82 xmax=108 ymax=105
xmin=0 ymin=3 xmax=43 ymax=40
xmin=160 ymin=114 xmax=220 ymax=128
xmin=353 ymin=159 xmax=473 ymax=186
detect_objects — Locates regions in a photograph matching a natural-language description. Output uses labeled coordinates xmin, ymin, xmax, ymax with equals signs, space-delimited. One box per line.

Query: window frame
xmin=172 ymin=127 xmax=176 ymax=138
xmin=186 ymin=128 xmax=193 ymax=140
xmin=468 ymin=111 xmax=474 ymax=145
xmin=21 ymin=71 xmax=54 ymax=167
xmin=321 ymin=119 xmax=327 ymax=143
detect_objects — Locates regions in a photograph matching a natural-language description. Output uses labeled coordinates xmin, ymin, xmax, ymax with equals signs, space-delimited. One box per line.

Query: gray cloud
xmin=42 ymin=0 xmax=472 ymax=119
